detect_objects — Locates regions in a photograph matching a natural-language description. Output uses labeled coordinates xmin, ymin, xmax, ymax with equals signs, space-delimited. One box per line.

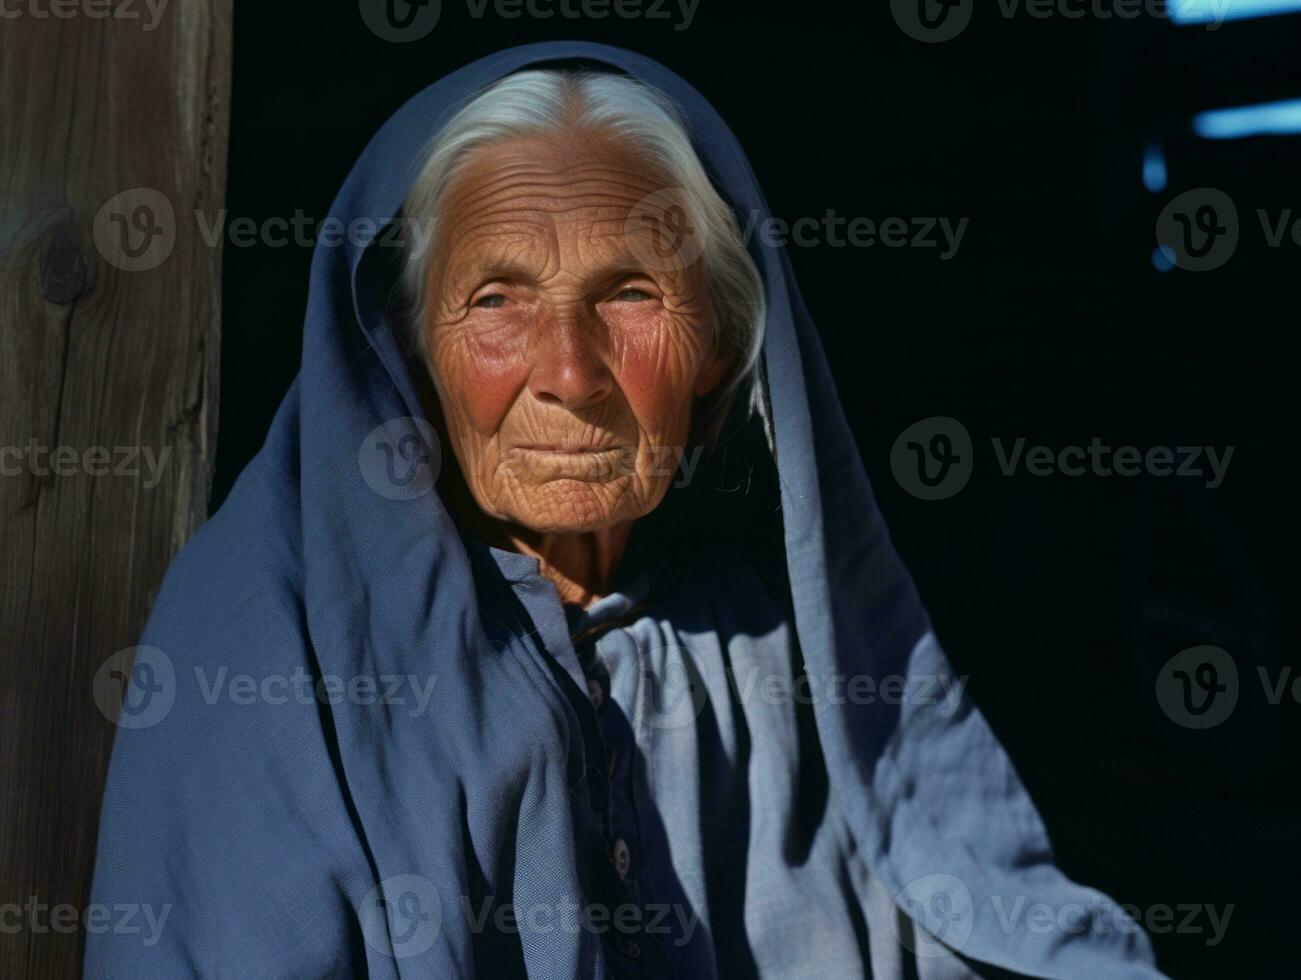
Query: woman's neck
xmin=501 ymin=522 xmax=633 ymax=608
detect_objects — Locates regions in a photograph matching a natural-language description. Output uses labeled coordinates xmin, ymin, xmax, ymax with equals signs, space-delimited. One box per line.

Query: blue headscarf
xmin=86 ymin=41 xmax=1163 ymax=979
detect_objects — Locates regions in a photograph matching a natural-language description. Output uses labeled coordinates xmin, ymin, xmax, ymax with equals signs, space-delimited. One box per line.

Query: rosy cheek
xmin=434 ymin=324 xmax=531 ymax=436
xmin=608 ymin=315 xmax=701 ymax=437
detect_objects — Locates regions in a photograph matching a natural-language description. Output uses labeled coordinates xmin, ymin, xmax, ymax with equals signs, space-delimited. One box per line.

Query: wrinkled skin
xmin=421 ymin=131 xmax=726 ymax=604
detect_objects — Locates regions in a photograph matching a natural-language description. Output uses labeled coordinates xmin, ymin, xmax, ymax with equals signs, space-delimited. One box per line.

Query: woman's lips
xmin=511 ymin=445 xmax=624 ymax=454
xmin=503 ymin=445 xmax=635 ymax=480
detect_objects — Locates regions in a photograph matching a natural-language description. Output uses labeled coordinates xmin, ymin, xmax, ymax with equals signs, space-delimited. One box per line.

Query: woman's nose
xmin=526 ymin=311 xmax=614 ymax=411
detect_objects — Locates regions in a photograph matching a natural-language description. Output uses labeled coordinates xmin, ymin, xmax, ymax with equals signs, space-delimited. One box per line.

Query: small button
xmin=619 ymin=938 xmax=641 ymax=959
xmin=586 ymin=678 xmax=604 ymax=712
xmin=611 ymin=838 xmax=631 ymax=878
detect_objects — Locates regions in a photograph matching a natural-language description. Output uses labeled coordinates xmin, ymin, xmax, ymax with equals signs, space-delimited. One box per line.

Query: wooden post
xmin=0 ymin=2 xmax=231 ymax=975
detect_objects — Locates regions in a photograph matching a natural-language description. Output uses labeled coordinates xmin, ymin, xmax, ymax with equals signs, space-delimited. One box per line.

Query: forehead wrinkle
xmin=432 ymin=138 xmax=699 ymax=305
xmin=451 ymin=179 xmax=664 ymax=221
xmin=444 ymin=142 xmax=667 ymax=217
xmin=443 ymin=208 xmax=661 ymax=292
xmin=440 ymin=224 xmax=557 ymax=297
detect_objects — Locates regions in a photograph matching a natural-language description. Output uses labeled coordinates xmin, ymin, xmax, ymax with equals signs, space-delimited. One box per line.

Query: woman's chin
xmin=494 ymin=478 xmax=659 ymax=535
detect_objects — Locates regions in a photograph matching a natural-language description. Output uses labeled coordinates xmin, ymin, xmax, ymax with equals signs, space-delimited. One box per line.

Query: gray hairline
xmin=396 ymin=68 xmax=766 ymax=447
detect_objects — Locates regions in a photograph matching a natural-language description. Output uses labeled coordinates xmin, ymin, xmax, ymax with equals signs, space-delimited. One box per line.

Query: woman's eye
xmin=473 ymin=294 xmax=507 ymax=309
xmin=613 ymin=287 xmax=653 ymax=302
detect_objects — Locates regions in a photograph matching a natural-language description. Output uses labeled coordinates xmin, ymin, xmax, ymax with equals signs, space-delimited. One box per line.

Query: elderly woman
xmin=86 ymin=42 xmax=1165 ymax=979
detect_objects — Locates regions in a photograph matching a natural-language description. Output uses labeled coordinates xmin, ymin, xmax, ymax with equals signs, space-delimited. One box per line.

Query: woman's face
xmin=422 ymin=132 xmax=726 ymax=534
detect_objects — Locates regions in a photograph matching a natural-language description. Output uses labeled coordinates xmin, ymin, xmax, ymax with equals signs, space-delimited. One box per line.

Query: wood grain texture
xmin=0 ymin=2 xmax=231 ymax=975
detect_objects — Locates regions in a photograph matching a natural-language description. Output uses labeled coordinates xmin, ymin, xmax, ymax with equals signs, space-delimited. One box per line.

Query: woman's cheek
xmin=611 ymin=316 xmax=701 ymax=438
xmin=434 ymin=324 xmax=530 ymax=435
xmin=457 ymin=360 xmax=528 ymax=435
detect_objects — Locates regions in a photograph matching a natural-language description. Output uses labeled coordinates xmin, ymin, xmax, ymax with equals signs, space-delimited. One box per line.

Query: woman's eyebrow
xmin=452 ymin=253 xmax=659 ymax=290
xmin=587 ymin=263 xmax=659 ymax=290
xmin=452 ymin=256 xmax=542 ymax=287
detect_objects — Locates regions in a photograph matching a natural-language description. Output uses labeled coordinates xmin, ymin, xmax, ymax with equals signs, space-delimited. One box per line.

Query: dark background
xmin=218 ymin=3 xmax=1298 ymax=976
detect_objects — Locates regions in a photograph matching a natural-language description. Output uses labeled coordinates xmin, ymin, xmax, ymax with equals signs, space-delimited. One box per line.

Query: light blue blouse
xmin=482 ymin=535 xmax=987 ymax=979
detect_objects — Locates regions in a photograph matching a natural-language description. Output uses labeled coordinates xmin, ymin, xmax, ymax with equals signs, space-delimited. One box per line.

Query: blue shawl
xmin=86 ymin=41 xmax=1164 ymax=979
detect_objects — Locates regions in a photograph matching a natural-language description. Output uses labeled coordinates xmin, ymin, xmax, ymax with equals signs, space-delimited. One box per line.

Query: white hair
xmin=398 ymin=68 xmax=766 ymax=446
